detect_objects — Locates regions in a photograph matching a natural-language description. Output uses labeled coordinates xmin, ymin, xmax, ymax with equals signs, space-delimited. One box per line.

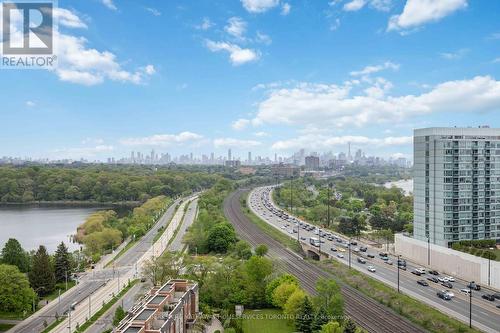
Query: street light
xmin=488 ymin=247 xmax=494 ymax=286
xmin=327 ymin=183 xmax=332 ymax=227
xmin=348 ymin=239 xmax=352 ymax=269
xmin=427 ymin=236 xmax=430 ymax=266
xmin=397 ymin=254 xmax=401 ymax=293
xmin=469 ymin=281 xmax=473 ymax=328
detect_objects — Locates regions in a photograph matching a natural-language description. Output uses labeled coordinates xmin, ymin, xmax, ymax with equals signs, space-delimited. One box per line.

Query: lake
xmin=0 ymin=206 xmax=100 ymax=253
xmin=383 ymin=179 xmax=413 ymax=196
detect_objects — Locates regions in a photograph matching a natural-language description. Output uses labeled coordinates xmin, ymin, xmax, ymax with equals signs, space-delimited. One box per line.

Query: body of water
xmin=383 ymin=179 xmax=413 ymax=196
xmin=0 ymin=206 xmax=99 ymax=253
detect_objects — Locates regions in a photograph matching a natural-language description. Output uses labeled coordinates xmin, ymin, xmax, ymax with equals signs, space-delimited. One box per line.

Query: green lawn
xmin=242 ymin=309 xmax=294 ymax=333
xmin=0 ymin=323 xmax=15 ymax=332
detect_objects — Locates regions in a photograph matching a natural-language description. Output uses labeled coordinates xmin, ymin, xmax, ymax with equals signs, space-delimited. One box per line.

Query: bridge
xmin=300 ymin=242 xmax=329 ymax=261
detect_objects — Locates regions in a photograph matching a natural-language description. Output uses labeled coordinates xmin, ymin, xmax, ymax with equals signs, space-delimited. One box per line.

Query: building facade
xmin=115 ymin=279 xmax=198 ymax=333
xmin=305 ymin=155 xmax=320 ymax=171
xmin=414 ymin=127 xmax=500 ymax=247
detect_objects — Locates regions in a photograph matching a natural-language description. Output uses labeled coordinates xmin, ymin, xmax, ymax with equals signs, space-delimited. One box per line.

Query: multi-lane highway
xmin=8 ymin=196 xmax=191 ymax=333
xmin=225 ymin=189 xmax=427 ymax=333
xmin=249 ymin=185 xmax=500 ymax=333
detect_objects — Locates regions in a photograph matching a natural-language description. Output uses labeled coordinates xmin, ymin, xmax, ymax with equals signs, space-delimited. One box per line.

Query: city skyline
xmin=1 ymin=1 xmax=500 ymax=161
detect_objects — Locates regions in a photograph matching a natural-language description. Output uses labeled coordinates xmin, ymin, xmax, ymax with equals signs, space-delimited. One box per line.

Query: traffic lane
xmin=249 ymin=189 xmax=500 ymax=331
xmin=168 ymin=198 xmax=198 ymax=252
xmin=254 ymin=187 xmax=500 ymax=308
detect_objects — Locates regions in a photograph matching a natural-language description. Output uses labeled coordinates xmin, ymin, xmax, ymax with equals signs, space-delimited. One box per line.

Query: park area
xmin=242 ymin=309 xmax=294 ymax=333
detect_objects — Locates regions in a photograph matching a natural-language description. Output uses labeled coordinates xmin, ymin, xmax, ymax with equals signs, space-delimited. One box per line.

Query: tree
xmin=321 ymin=321 xmax=343 ymax=333
xmin=29 ymin=246 xmax=55 ymax=296
xmin=0 ymin=264 xmax=36 ymax=313
xmin=142 ymin=251 xmax=185 ymax=286
xmin=255 ymin=244 xmax=268 ymax=257
xmin=312 ymin=305 xmax=330 ymax=331
xmin=1 ymin=238 xmax=29 ymax=272
xmin=244 ymin=256 xmax=273 ymax=307
xmin=231 ymin=240 xmax=252 ymax=260
xmin=343 ymin=318 xmax=357 ymax=333
xmin=295 ymin=296 xmax=314 ymax=333
xmin=113 ymin=306 xmax=126 ymax=326
xmin=265 ymin=274 xmax=299 ymax=305
xmin=283 ymin=289 xmax=306 ymax=318
xmin=272 ymin=282 xmax=298 ymax=309
xmin=207 ymin=223 xmax=237 ymax=253
xmin=54 ymin=242 xmax=71 ymax=283
xmin=313 ymin=278 xmax=344 ymax=322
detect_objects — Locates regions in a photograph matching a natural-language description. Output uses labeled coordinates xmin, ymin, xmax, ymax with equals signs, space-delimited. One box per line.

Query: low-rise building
xmin=116 ymin=279 xmax=199 ymax=333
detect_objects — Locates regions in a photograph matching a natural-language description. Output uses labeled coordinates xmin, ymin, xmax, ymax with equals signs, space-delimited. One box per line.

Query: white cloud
xmin=330 ymin=18 xmax=341 ymax=31
xmin=225 ymin=17 xmax=247 ymax=39
xmin=241 ymin=0 xmax=280 ymax=13
xmin=487 ymin=32 xmax=500 ymax=40
xmin=196 ymin=18 xmax=214 ymax=30
xmin=281 ymin=3 xmax=291 ymax=15
xmin=254 ymin=131 xmax=270 ymax=137
xmin=55 ymin=34 xmax=155 ymax=85
xmin=232 ymin=118 xmax=251 ymax=130
xmin=439 ymin=48 xmax=468 ymax=60
xmin=53 ymin=8 xmax=87 ymax=29
xmin=214 ymin=138 xmax=262 ymax=148
xmin=256 ymin=31 xmax=272 ymax=45
xmin=101 ymin=0 xmax=117 ymax=11
xmin=388 ymin=0 xmax=467 ymax=32
xmin=206 ymin=40 xmax=260 ymax=65
xmin=493 ymin=58 xmax=500 ymax=64
xmin=343 ymin=0 xmax=366 ymax=11
xmin=350 ymin=61 xmax=399 ymax=76
xmin=252 ymin=76 xmax=500 ymax=129
xmin=272 ymin=134 xmax=412 ymax=150
xmin=120 ymin=132 xmax=203 ymax=147
xmin=25 ymin=101 xmax=36 ymax=107
xmin=81 ymin=138 xmax=104 ymax=145
xmin=146 ymin=7 xmax=161 ymax=16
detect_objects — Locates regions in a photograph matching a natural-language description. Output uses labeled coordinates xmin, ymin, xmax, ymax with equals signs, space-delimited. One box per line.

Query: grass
xmin=0 ymin=323 xmax=15 ymax=332
xmin=241 ymin=309 xmax=294 ymax=333
xmin=239 ymin=194 xmax=302 ymax=253
xmin=242 ymin=190 xmax=482 ymax=333
xmin=0 ymin=311 xmax=25 ymax=320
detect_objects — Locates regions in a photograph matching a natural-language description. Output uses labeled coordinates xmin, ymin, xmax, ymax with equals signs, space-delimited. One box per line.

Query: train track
xmin=224 ymin=189 xmax=427 ymax=333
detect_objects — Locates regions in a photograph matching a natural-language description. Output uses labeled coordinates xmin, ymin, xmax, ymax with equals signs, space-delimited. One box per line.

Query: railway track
xmin=224 ymin=189 xmax=427 ymax=333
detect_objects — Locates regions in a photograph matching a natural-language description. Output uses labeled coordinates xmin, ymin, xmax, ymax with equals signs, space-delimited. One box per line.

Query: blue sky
xmin=1 ymin=0 xmax=499 ymax=161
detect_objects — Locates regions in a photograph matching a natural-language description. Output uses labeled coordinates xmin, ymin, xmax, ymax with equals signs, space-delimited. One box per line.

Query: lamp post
xmin=289 ymin=175 xmax=293 ymax=213
xmin=348 ymin=239 xmax=352 ymax=269
xmin=427 ymin=236 xmax=430 ymax=266
xmin=327 ymin=183 xmax=331 ymax=227
xmin=469 ymin=281 xmax=473 ymax=328
xmin=397 ymin=254 xmax=401 ymax=293
xmin=488 ymin=247 xmax=494 ymax=286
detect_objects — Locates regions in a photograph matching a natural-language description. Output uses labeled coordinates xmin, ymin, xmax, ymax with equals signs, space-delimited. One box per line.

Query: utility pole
xmin=68 ymin=308 xmax=71 ymax=333
xmin=327 ymin=183 xmax=331 ymax=227
xmin=88 ymin=294 xmax=91 ymax=319
xmin=469 ymin=283 xmax=472 ymax=328
xmin=348 ymin=240 xmax=352 ymax=269
xmin=427 ymin=236 xmax=430 ymax=266
xmin=397 ymin=255 xmax=401 ymax=293
xmin=488 ymin=248 xmax=494 ymax=286
xmin=289 ymin=175 xmax=293 ymax=213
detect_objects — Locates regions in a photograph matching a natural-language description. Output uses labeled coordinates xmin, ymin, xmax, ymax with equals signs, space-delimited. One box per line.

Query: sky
xmin=0 ymin=0 xmax=499 ymax=161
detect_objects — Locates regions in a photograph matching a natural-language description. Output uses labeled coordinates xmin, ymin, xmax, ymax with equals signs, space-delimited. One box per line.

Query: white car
xmin=337 ymin=253 xmax=344 ymax=258
xmin=280 ymin=226 xmax=286 ymax=230
xmin=367 ymin=266 xmax=376 ymax=272
xmin=438 ymin=276 xmax=449 ymax=283
xmin=444 ymin=290 xmax=455 ymax=298
xmin=460 ymin=288 xmax=471 ymax=295
xmin=446 ymin=276 xmax=455 ymax=282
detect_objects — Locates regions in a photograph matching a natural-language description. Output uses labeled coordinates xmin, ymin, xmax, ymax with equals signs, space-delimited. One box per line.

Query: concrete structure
xmin=305 ymin=155 xmax=320 ymax=171
xmin=395 ymin=234 xmax=500 ymax=290
xmin=116 ymin=279 xmax=199 ymax=333
xmin=414 ymin=127 xmax=500 ymax=247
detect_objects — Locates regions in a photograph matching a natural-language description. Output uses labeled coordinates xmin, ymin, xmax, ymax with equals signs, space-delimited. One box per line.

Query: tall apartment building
xmin=414 ymin=127 xmax=500 ymax=247
xmin=305 ymin=155 xmax=320 ymax=171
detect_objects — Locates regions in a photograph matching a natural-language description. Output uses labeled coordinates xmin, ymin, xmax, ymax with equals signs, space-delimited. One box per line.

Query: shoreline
xmin=0 ymin=200 xmax=141 ymax=208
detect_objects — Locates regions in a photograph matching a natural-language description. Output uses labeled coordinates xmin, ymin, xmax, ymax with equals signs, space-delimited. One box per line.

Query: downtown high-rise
xmin=414 ymin=127 xmax=500 ymax=247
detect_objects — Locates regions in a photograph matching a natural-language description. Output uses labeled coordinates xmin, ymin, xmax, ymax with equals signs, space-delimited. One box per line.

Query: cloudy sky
xmin=1 ymin=0 xmax=499 ymax=161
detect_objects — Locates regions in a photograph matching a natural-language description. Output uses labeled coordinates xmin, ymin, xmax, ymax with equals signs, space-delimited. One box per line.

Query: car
xmin=367 ymin=254 xmax=375 ymax=258
xmin=381 ymin=256 xmax=389 ymax=261
xmin=398 ymin=265 xmax=407 ymax=271
xmin=438 ymin=276 xmax=449 ymax=283
xmin=414 ymin=268 xmax=426 ymax=274
xmin=330 ymin=247 xmax=337 ymax=252
xmin=467 ymin=282 xmax=481 ymax=291
xmin=280 ymin=226 xmax=286 ymax=230
xmin=482 ymin=294 xmax=496 ymax=301
xmin=336 ymin=238 xmax=343 ymax=243
xmin=460 ymin=288 xmax=471 ymax=295
xmin=367 ymin=266 xmax=376 ymax=272
xmin=397 ymin=259 xmax=406 ymax=266
xmin=437 ymin=291 xmax=451 ymax=300
xmin=428 ymin=270 xmax=439 ymax=275
xmin=445 ymin=276 xmax=455 ymax=282
xmin=353 ymin=247 xmax=360 ymax=252
xmin=385 ymin=260 xmax=393 ymax=265
xmin=444 ymin=290 xmax=454 ymax=298
xmin=379 ymin=252 xmax=388 ymax=257
xmin=497 ymin=304 xmax=500 ymax=309
xmin=357 ymin=257 xmax=366 ymax=264
xmin=350 ymin=241 xmax=358 ymax=246
xmin=337 ymin=253 xmax=344 ymax=258
xmin=360 ymin=246 xmax=368 ymax=252
xmin=417 ymin=280 xmax=429 ymax=286
xmin=411 ymin=269 xmax=423 ymax=276
xmin=427 ymin=277 xmax=439 ymax=283
xmin=441 ymin=282 xmax=453 ymax=289
xmin=300 ymin=236 xmax=306 ymax=241
xmin=493 ymin=293 xmax=500 ymax=300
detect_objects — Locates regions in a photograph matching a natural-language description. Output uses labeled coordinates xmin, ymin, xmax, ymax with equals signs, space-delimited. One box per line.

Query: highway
xmin=224 ymin=189 xmax=427 ymax=333
xmin=249 ymin=185 xmax=500 ymax=333
xmin=8 ymin=196 xmax=190 ymax=333
xmin=167 ymin=198 xmax=198 ymax=252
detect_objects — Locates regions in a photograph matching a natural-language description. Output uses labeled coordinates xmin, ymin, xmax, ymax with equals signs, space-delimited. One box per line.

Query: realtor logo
xmin=1 ymin=1 xmax=57 ymax=69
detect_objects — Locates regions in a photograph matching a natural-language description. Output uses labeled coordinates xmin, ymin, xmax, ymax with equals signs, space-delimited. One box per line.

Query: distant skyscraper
xmin=305 ymin=155 xmax=320 ymax=170
xmin=274 ymin=153 xmax=277 ymax=163
xmin=348 ymin=142 xmax=352 ymax=162
xmin=151 ymin=149 xmax=155 ymax=163
xmin=248 ymin=151 xmax=252 ymax=164
xmin=228 ymin=149 xmax=232 ymax=161
xmin=414 ymin=127 xmax=500 ymax=247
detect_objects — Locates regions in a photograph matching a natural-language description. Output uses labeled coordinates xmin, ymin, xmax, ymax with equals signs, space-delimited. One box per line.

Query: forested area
xmin=274 ymin=177 xmax=413 ymax=237
xmin=0 ymin=165 xmax=220 ymax=203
